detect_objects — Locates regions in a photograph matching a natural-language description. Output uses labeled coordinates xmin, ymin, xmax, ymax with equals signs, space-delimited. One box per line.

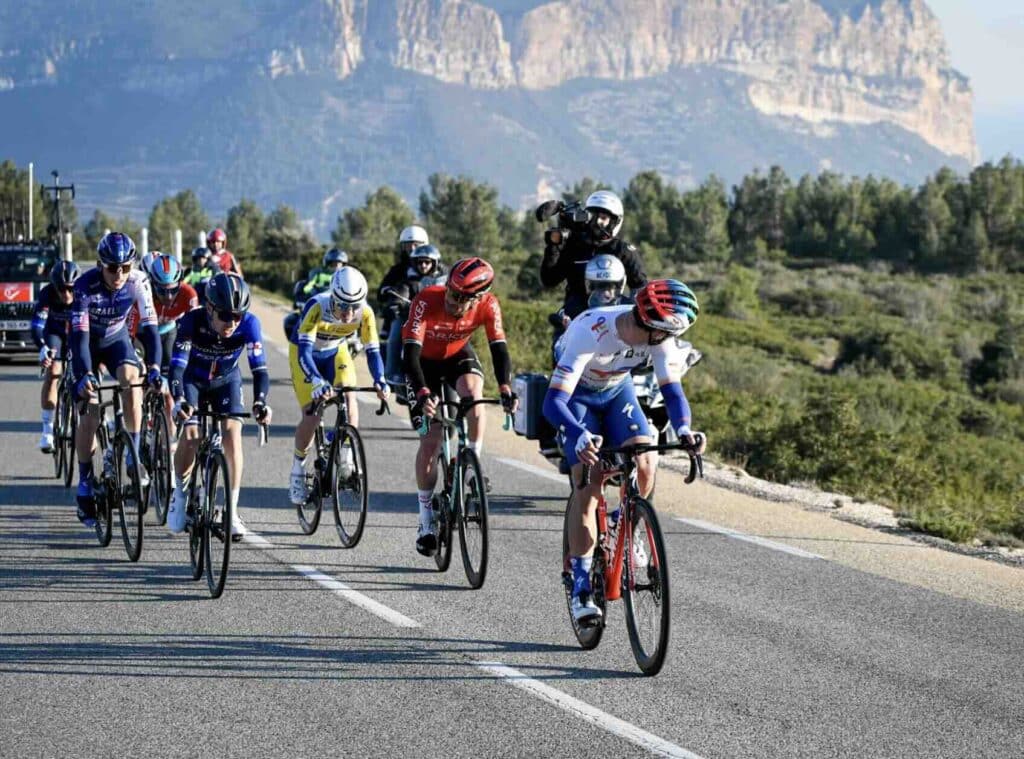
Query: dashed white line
xmin=292 ymin=565 xmax=422 ymax=628
xmin=477 ymin=662 xmax=707 ymax=759
xmin=675 ymin=517 xmax=823 ymax=559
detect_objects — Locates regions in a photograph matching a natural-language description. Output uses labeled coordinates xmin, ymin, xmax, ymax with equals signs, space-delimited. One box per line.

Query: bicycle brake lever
xmin=376 ymin=399 xmax=390 ymax=416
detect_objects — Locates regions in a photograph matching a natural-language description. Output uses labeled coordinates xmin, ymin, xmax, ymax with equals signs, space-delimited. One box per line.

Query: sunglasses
xmin=59 ymin=285 xmax=75 ymax=294
xmin=155 ymin=285 xmax=180 ymax=299
xmin=332 ymin=301 xmax=359 ymax=314
xmin=446 ymin=289 xmax=479 ymax=305
xmin=103 ymin=263 xmax=132 ymax=274
xmin=214 ymin=309 xmax=243 ymax=323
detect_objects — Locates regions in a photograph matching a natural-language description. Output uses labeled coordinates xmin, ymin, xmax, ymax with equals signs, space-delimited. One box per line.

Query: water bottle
xmin=607 ymin=506 xmax=621 ymax=533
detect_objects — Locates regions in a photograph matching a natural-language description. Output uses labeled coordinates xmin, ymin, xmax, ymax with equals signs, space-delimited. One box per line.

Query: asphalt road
xmin=2 ymin=327 xmax=1022 ymax=758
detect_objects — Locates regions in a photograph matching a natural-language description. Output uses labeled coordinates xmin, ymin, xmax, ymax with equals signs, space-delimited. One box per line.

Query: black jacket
xmin=540 ymin=235 xmax=646 ymax=320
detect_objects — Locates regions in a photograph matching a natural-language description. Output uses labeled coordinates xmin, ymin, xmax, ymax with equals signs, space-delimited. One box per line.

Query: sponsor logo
xmin=1 ymin=283 xmax=32 ymax=302
xmin=622 ymin=402 xmax=635 ymax=418
xmin=250 ymin=341 xmax=264 ymax=357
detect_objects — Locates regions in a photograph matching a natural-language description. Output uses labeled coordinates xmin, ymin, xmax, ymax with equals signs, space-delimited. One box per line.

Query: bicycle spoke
xmin=204 ymin=451 xmax=232 ymax=598
xmin=332 ymin=425 xmax=367 ymax=548
xmin=115 ymin=431 xmax=144 ymax=563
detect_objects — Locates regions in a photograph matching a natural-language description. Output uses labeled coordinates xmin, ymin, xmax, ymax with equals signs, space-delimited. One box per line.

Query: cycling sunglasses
xmin=103 ymin=263 xmax=133 ymax=274
xmin=214 ymin=309 xmax=244 ymax=323
xmin=446 ymin=289 xmax=479 ymax=305
xmin=155 ymin=285 xmax=180 ymax=299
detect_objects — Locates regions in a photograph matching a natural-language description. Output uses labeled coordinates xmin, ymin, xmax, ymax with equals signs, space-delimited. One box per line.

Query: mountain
xmin=0 ymin=0 xmax=976 ymax=233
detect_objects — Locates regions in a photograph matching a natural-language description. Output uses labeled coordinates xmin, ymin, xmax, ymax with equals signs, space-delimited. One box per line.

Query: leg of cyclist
xmin=220 ymin=416 xmax=245 ymax=536
xmin=337 ymin=344 xmax=359 ymax=478
xmin=168 ymin=380 xmax=201 ymax=533
xmin=564 ymin=396 xmax=604 ymax=623
xmin=288 ymin=344 xmax=332 ymax=505
xmin=39 ymin=354 xmax=60 ymax=452
xmin=413 ymin=420 xmax=444 ymax=555
xmin=74 ymin=392 xmax=100 ymax=526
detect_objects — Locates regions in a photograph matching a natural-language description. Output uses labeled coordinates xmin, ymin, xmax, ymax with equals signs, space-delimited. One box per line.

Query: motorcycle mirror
xmin=534 ymin=200 xmax=564 ymax=222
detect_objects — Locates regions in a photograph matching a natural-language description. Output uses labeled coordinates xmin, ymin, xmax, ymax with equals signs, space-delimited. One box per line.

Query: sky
xmin=927 ymin=0 xmax=1024 ymax=161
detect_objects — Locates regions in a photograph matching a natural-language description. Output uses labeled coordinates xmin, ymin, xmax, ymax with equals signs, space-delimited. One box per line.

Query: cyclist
xmin=540 ymin=190 xmax=646 ymax=334
xmin=288 ymin=267 xmax=388 ymax=506
xmin=301 ymin=248 xmax=348 ymax=298
xmin=382 ymin=243 xmax=448 ymax=390
xmin=207 ymin=228 xmax=243 ymax=276
xmin=167 ymin=273 xmax=271 ymax=539
xmin=71 ymin=233 xmax=163 ymax=527
xmin=549 ymin=253 xmax=628 ymax=334
xmin=542 ymin=279 xmax=705 ymax=623
xmin=32 ymin=260 xmax=80 ymax=452
xmin=183 ymin=247 xmax=216 ymax=303
xmin=402 ymin=257 xmax=518 ymax=557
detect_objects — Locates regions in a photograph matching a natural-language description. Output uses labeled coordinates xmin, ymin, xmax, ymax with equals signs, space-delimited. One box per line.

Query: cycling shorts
xmin=289 ymin=341 xmax=356 ymax=408
xmin=562 ymin=379 xmax=651 ymax=467
xmin=181 ymin=367 xmax=245 ymax=425
xmin=82 ymin=331 xmax=140 ymax=381
xmin=416 ymin=345 xmax=483 ymax=398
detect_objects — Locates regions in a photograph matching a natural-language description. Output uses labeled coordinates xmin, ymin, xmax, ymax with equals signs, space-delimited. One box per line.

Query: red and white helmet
xmin=633 ymin=279 xmax=699 ymax=335
xmin=208 ymin=228 xmax=227 ymax=246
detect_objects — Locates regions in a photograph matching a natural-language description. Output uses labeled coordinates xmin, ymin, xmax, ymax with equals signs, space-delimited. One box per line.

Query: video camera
xmin=534 ymin=199 xmax=589 ymax=247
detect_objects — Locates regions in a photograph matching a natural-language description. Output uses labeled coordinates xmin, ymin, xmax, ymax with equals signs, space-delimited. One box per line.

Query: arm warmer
xmin=543 ymin=387 xmax=586 ymax=440
xmin=365 ymin=345 xmax=385 ymax=385
xmin=251 ymin=366 xmax=270 ymax=404
xmin=402 ymin=342 xmax=427 ymax=395
xmin=488 ymin=341 xmax=512 ymax=386
xmin=139 ymin=323 xmax=161 ymax=369
xmin=660 ymin=381 xmax=692 ymax=431
xmin=72 ymin=329 xmax=92 ymax=379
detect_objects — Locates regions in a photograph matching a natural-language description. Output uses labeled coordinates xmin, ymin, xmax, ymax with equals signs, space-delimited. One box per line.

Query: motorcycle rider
xmin=549 ymin=253 xmax=628 ymax=333
xmin=302 ymin=248 xmax=348 ymax=298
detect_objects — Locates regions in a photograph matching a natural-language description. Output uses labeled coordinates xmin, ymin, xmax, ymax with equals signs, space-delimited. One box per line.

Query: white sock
xmin=291 ymin=454 xmax=306 ymax=476
xmin=231 ymin=490 xmax=241 ymax=520
xmin=417 ymin=489 xmax=434 ymax=530
xmin=469 ymin=439 xmax=483 ymax=457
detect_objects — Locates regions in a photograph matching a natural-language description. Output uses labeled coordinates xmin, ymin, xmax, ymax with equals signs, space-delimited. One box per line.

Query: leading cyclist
xmin=542 ymin=279 xmax=706 ymax=623
xmin=32 ymin=260 xmax=80 ymax=452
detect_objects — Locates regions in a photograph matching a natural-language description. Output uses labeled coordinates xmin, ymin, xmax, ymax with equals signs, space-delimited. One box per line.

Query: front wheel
xmin=93 ymin=427 xmax=112 ymax=547
xmin=61 ymin=391 xmax=77 ymax=489
xmin=457 ymin=448 xmax=489 ymax=589
xmin=433 ymin=454 xmax=453 ymax=572
xmin=203 ymin=450 xmax=232 ymax=599
xmin=187 ymin=477 xmax=205 ymax=581
xmin=562 ymin=494 xmax=605 ymax=650
xmin=332 ymin=425 xmax=368 ymax=548
xmin=114 ymin=430 xmax=145 ymax=562
xmin=148 ymin=406 xmax=172 ymax=526
xmin=296 ymin=426 xmax=324 ymax=535
xmin=623 ymin=498 xmax=671 ymax=676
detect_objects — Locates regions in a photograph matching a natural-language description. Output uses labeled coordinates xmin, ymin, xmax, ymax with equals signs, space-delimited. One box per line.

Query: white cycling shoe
xmin=230 ymin=513 xmax=246 ymax=542
xmin=570 ymin=592 xmax=603 ymax=624
xmin=289 ymin=472 xmax=308 ymax=506
xmin=167 ymin=486 xmax=187 ymax=533
xmin=38 ymin=432 xmax=54 ymax=453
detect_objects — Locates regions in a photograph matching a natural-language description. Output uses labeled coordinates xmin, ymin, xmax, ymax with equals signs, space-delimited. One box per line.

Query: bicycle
xmin=85 ymin=382 xmax=147 ymax=562
xmin=420 ymin=397 xmax=512 ymax=589
xmin=181 ymin=407 xmax=268 ymax=598
xmin=139 ymin=389 xmax=172 ymax=525
xmin=296 ymin=387 xmax=389 ymax=547
xmin=562 ymin=435 xmax=704 ymax=676
xmin=46 ymin=351 xmax=77 ymax=487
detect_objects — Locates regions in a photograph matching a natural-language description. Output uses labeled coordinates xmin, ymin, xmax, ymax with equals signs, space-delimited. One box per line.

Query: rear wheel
xmin=203 ymin=451 xmax=232 ymax=598
xmin=114 ymin=430 xmax=144 ymax=562
xmin=623 ymin=498 xmax=671 ymax=676
xmin=457 ymin=448 xmax=489 ymax=589
xmin=148 ymin=406 xmax=172 ymax=526
xmin=332 ymin=425 xmax=368 ymax=548
xmin=92 ymin=427 xmax=112 ymax=547
xmin=296 ymin=426 xmax=324 ymax=535
xmin=51 ymin=388 xmax=64 ymax=479
xmin=562 ymin=494 xmax=605 ymax=650
xmin=59 ymin=386 xmax=77 ymax=487
xmin=433 ymin=454 xmax=453 ymax=572
xmin=187 ymin=476 xmax=205 ymax=581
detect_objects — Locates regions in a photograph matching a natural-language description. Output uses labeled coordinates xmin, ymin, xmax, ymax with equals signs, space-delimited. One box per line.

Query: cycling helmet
xmin=50 ymin=260 xmax=80 ymax=289
xmin=330 ymin=266 xmax=368 ymax=308
xmin=633 ymin=279 xmax=699 ymax=335
xmin=149 ymin=254 xmax=183 ymax=290
xmin=97 ymin=232 xmax=137 ymax=266
xmin=448 ymin=257 xmax=494 ymax=297
xmin=584 ymin=190 xmax=624 ymax=244
xmin=191 ymin=246 xmax=210 ymax=264
xmin=409 ymin=244 xmax=441 ymax=264
xmin=208 ymin=228 xmax=227 ymax=246
xmin=205 ymin=272 xmax=251 ymax=314
xmin=398 ymin=225 xmax=429 ymax=247
xmin=322 ymin=247 xmax=348 ymax=268
xmin=585 ymin=254 xmax=626 ymax=306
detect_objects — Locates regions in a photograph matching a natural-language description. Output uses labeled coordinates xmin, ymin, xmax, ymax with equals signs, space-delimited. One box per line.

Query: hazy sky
xmin=927 ymin=0 xmax=1024 ymax=161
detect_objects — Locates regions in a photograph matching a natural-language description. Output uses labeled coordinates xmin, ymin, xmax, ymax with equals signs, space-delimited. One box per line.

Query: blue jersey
xmin=170 ymin=309 xmax=269 ymax=403
xmin=31 ymin=284 xmax=74 ymax=348
xmin=71 ymin=267 xmax=159 ymax=377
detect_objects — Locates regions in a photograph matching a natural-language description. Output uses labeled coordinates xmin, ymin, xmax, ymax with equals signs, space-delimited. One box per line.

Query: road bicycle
xmin=86 ymin=382 xmax=148 ymax=562
xmin=296 ymin=387 xmax=389 ymax=547
xmin=421 ymin=397 xmax=511 ymax=589
xmin=562 ymin=435 xmax=704 ymax=676
xmin=182 ymin=407 xmax=268 ymax=598
xmin=48 ymin=352 xmax=77 ymax=487
xmin=139 ymin=388 xmax=173 ymax=525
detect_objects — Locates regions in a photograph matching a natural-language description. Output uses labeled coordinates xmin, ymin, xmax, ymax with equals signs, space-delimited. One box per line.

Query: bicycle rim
xmin=296 ymin=427 xmax=324 ymax=535
xmin=114 ymin=430 xmax=145 ymax=562
xmin=204 ymin=451 xmax=232 ymax=598
xmin=93 ymin=428 xmax=112 ymax=547
xmin=332 ymin=425 xmax=367 ymax=548
xmin=433 ymin=454 xmax=453 ymax=572
xmin=150 ymin=408 xmax=172 ymax=526
xmin=52 ymin=390 xmax=63 ymax=478
xmin=457 ymin=448 xmax=489 ymax=589
xmin=623 ymin=498 xmax=671 ymax=676
xmin=561 ymin=497 xmax=605 ymax=649
xmin=64 ymin=401 xmax=77 ymax=488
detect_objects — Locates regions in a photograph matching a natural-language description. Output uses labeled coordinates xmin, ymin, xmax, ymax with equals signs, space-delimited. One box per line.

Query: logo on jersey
xmin=622 ymin=402 xmax=635 ymax=418
xmin=250 ymin=341 xmax=264 ymax=357
xmin=590 ymin=315 xmax=609 ymax=340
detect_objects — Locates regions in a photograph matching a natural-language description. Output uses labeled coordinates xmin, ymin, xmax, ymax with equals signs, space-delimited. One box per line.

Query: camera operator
xmin=538 ymin=190 xmax=646 ymax=333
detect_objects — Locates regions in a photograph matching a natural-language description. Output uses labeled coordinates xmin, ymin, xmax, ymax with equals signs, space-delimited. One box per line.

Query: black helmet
xmin=50 ymin=260 xmax=81 ymax=289
xmin=191 ymin=246 xmax=210 ymax=263
xmin=205 ymin=272 xmax=251 ymax=315
xmin=322 ymin=248 xmax=348 ymax=268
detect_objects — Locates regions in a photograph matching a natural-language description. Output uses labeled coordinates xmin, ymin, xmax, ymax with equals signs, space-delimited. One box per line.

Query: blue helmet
xmin=149 ymin=254 xmax=182 ymax=290
xmin=409 ymin=244 xmax=441 ymax=264
xmin=322 ymin=247 xmax=348 ymax=267
xmin=97 ymin=232 xmax=137 ymax=266
xmin=50 ymin=260 xmax=80 ymax=289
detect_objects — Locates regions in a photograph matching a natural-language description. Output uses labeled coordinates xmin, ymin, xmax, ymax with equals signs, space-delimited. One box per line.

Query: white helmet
xmin=585 ymin=254 xmax=626 ymax=307
xmin=584 ymin=190 xmax=624 ymax=243
xmin=399 ymin=225 xmax=429 ymax=246
xmin=330 ymin=266 xmax=368 ymax=307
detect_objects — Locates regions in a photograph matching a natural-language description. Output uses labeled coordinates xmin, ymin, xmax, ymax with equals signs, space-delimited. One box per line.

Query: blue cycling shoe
xmin=76 ymin=481 xmax=97 ymax=528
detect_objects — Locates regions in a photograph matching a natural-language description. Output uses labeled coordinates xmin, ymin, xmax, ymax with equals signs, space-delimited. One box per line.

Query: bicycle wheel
xmin=51 ymin=389 xmax=64 ymax=479
xmin=114 ymin=430 xmax=145 ymax=562
xmin=623 ymin=497 xmax=671 ymax=676
xmin=203 ymin=450 xmax=232 ymax=598
xmin=187 ymin=477 xmax=205 ymax=581
xmin=148 ymin=406 xmax=172 ymax=526
xmin=433 ymin=453 xmax=453 ymax=572
xmin=332 ymin=424 xmax=368 ymax=548
xmin=562 ymin=495 xmax=605 ymax=650
xmin=457 ymin=448 xmax=489 ymax=589
xmin=296 ymin=427 xmax=324 ymax=534
xmin=64 ymin=399 xmax=78 ymax=488
xmin=92 ymin=426 xmax=113 ymax=547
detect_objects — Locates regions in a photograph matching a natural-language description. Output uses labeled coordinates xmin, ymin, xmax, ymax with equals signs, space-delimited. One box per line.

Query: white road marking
xmin=676 ymin=517 xmax=823 ymax=559
xmin=477 ymin=662 xmax=707 ymax=759
xmin=497 ymin=456 xmax=567 ymax=484
xmin=292 ymin=565 xmax=423 ymax=629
